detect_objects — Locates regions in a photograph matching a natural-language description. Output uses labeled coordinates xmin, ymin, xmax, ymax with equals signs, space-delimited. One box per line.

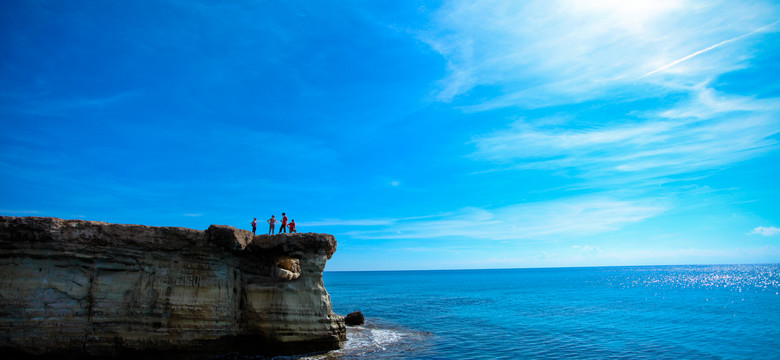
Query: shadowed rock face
xmin=0 ymin=216 xmax=346 ymax=358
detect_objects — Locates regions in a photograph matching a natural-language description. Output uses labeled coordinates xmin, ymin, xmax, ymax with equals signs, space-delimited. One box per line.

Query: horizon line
xmin=324 ymin=262 xmax=779 ymax=273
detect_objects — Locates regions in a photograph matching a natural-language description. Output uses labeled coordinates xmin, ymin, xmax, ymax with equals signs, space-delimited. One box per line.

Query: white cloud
xmin=641 ymin=21 xmax=777 ymax=78
xmin=424 ymin=0 xmax=780 ymax=187
xmin=658 ymin=84 xmax=779 ymax=119
xmin=343 ymin=196 xmax=665 ymax=240
xmin=572 ymin=245 xmax=602 ymax=254
xmin=749 ymin=226 xmax=780 ymax=237
xmin=588 ymin=246 xmax=780 ymax=265
xmin=305 ymin=213 xmax=453 ymax=228
xmin=470 ymin=85 xmax=780 ymax=182
xmin=422 ymin=0 xmax=779 ymax=107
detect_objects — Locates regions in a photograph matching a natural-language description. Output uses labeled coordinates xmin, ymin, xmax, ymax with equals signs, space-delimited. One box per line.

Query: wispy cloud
xmin=421 ymin=0 xmax=778 ymax=108
xmin=572 ymin=245 xmax=603 ymax=256
xmin=4 ymin=91 xmax=139 ymax=117
xmin=585 ymin=246 xmax=780 ymax=265
xmin=749 ymin=226 xmax=780 ymax=237
xmin=343 ymin=196 xmax=665 ymax=240
xmin=303 ymin=219 xmax=396 ymax=227
xmin=642 ymin=21 xmax=778 ymax=78
xmin=471 ymin=86 xmax=780 ymax=182
xmin=423 ymin=1 xmax=780 ymax=194
xmin=305 ymin=213 xmax=449 ymax=227
xmin=362 ymin=245 xmax=780 ymax=270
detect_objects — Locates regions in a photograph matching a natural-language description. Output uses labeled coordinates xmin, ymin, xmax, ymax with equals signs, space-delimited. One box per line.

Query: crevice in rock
xmin=273 ymin=257 xmax=301 ymax=280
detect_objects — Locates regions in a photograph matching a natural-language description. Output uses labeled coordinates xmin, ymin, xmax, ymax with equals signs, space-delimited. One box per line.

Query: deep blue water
xmin=306 ymin=264 xmax=780 ymax=359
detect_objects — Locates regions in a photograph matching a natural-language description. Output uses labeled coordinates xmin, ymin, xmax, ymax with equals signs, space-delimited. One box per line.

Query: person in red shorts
xmin=279 ymin=212 xmax=288 ymax=233
xmin=289 ymin=219 xmax=297 ymax=233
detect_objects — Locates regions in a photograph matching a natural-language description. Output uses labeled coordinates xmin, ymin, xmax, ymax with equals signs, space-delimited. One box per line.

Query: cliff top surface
xmin=0 ymin=215 xmax=337 ymax=258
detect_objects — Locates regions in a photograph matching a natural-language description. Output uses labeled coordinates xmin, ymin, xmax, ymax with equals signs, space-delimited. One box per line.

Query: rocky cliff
xmin=0 ymin=216 xmax=346 ymax=358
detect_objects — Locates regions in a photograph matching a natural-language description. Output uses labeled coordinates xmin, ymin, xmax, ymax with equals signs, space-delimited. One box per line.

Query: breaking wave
xmin=299 ymin=321 xmax=431 ymax=360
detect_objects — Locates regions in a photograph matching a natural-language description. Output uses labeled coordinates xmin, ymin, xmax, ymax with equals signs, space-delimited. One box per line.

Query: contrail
xmin=642 ymin=21 xmax=778 ymax=78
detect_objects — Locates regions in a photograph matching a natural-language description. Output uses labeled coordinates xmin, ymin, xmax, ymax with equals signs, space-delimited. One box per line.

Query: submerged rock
xmin=0 ymin=216 xmax=346 ymax=358
xmin=345 ymin=311 xmax=365 ymax=326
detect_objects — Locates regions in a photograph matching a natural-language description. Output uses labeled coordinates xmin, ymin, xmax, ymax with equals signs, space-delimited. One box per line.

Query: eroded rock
xmin=0 ymin=216 xmax=346 ymax=358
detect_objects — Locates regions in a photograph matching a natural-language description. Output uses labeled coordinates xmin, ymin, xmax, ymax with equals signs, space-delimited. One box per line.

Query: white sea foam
xmin=343 ymin=326 xmax=406 ymax=350
xmin=369 ymin=329 xmax=404 ymax=350
xmin=301 ymin=323 xmax=422 ymax=359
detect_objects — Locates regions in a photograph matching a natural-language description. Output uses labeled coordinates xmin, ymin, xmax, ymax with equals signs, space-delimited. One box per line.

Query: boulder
xmin=345 ymin=311 xmax=365 ymax=326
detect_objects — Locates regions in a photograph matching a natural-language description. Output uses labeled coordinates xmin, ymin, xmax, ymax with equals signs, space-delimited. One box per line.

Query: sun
xmin=568 ymin=0 xmax=684 ymax=33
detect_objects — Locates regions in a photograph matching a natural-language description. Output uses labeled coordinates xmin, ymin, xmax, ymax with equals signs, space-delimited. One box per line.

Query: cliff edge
xmin=0 ymin=216 xmax=346 ymax=358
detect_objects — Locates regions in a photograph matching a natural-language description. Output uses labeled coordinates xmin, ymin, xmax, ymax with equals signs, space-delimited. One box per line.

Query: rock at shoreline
xmin=345 ymin=311 xmax=365 ymax=326
xmin=0 ymin=216 xmax=346 ymax=358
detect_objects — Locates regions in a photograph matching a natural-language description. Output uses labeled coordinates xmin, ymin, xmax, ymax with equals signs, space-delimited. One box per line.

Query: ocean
xmin=296 ymin=264 xmax=780 ymax=360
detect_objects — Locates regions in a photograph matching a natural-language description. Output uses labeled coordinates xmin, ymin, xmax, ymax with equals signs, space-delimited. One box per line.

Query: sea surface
xmin=290 ymin=265 xmax=779 ymax=359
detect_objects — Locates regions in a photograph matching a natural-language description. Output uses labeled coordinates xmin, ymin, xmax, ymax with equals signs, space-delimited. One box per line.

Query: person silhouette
xmin=279 ymin=212 xmax=288 ymax=233
xmin=267 ymin=215 xmax=277 ymax=235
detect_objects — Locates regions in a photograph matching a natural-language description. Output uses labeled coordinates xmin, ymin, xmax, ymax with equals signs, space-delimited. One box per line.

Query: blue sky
xmin=2 ymin=0 xmax=779 ymax=271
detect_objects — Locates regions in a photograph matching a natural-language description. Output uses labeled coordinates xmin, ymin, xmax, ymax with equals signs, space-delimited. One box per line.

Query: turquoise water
xmin=307 ymin=265 xmax=780 ymax=359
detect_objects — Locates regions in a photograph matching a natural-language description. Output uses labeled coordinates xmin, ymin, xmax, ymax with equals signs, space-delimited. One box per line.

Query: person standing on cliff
xmin=289 ymin=219 xmax=297 ymax=233
xmin=267 ymin=215 xmax=277 ymax=235
xmin=279 ymin=212 xmax=288 ymax=233
xmin=251 ymin=218 xmax=257 ymax=235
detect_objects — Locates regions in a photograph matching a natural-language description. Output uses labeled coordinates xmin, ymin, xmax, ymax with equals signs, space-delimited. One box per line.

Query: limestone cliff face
xmin=0 ymin=216 xmax=346 ymax=358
